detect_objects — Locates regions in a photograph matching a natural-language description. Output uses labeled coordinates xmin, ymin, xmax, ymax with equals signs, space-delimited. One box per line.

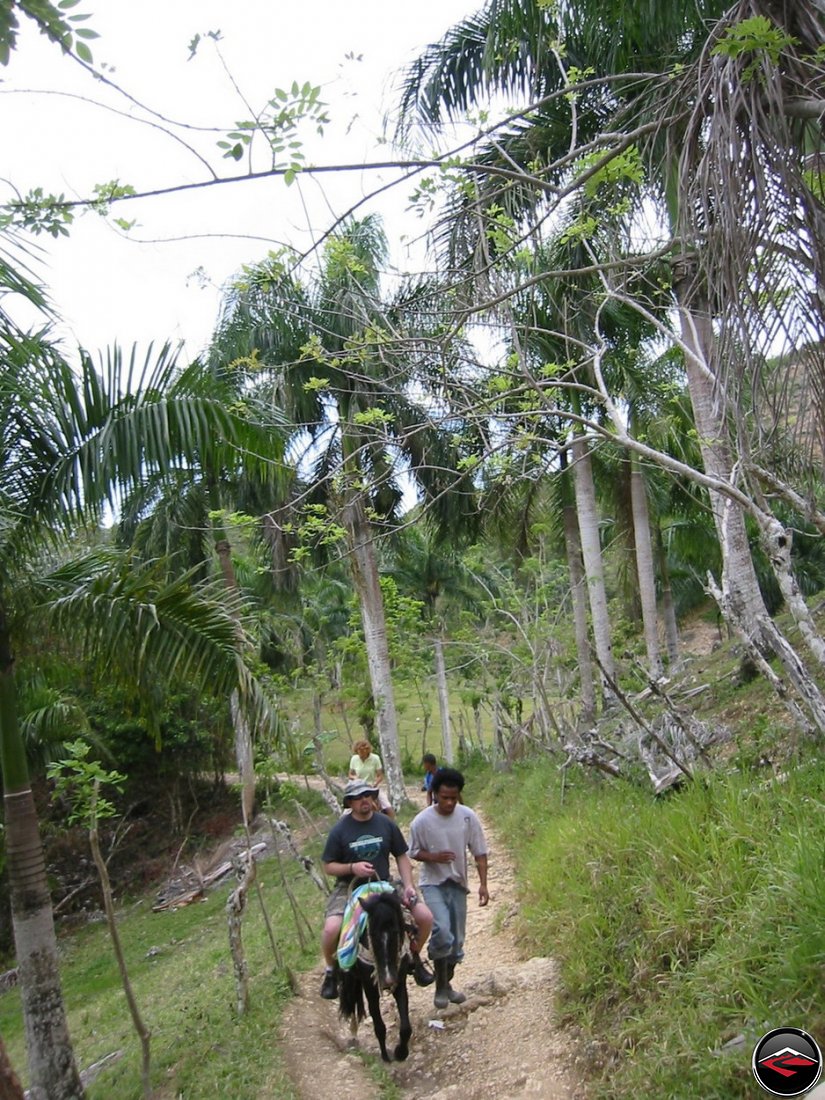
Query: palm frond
xmin=31 ymin=550 xmax=250 ymax=701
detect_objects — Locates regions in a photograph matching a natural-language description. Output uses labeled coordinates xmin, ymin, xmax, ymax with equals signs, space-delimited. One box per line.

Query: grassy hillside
xmin=469 ymin=616 xmax=825 ymax=1098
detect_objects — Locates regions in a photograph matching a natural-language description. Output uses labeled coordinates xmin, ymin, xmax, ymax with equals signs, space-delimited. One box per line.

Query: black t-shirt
xmin=321 ymin=811 xmax=408 ymax=882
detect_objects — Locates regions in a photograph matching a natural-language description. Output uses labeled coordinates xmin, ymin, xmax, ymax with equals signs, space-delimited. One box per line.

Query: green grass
xmin=474 ymin=756 xmax=825 ymax=1098
xmin=0 ymin=818 xmax=333 ymax=1099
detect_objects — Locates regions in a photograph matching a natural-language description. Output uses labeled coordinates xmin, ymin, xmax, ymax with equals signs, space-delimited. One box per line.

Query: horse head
xmin=361 ymin=891 xmax=406 ymax=991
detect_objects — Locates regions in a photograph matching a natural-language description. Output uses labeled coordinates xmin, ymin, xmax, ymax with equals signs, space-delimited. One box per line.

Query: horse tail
xmin=338 ymin=967 xmax=365 ymax=1022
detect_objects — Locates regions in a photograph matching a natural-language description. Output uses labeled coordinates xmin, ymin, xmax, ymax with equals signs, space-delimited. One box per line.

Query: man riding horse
xmin=318 ymin=778 xmax=434 ymax=999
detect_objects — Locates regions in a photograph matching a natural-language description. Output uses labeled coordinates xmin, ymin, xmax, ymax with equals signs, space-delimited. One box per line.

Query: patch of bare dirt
xmin=276 ymin=789 xmax=584 ymax=1100
xmin=678 ymin=613 xmax=724 ymax=657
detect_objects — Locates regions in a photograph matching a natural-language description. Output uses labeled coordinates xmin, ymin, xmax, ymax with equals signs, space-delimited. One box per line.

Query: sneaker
xmin=412 ymin=955 xmax=435 ymax=987
xmin=320 ymin=969 xmax=338 ymax=999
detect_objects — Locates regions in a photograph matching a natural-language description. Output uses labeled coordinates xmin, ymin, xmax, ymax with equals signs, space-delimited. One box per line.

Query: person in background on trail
xmin=348 ymin=738 xmax=395 ymax=818
xmin=408 ymin=766 xmax=489 ymax=1009
xmin=422 ymin=752 xmax=438 ymax=806
xmin=318 ymin=778 xmax=434 ymax=999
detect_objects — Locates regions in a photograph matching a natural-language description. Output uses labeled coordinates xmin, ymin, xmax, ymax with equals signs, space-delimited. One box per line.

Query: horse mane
xmin=362 ymin=889 xmax=405 ymax=934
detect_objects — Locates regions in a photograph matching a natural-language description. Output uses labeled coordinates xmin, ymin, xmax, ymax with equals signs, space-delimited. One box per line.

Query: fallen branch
xmin=152 ymin=843 xmax=266 ymax=911
xmin=595 ymin=656 xmax=695 ymax=783
xmin=79 ymin=1050 xmax=124 ymax=1089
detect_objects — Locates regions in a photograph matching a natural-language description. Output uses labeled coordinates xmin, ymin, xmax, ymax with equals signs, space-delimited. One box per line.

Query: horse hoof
xmin=394 ymin=1045 xmax=409 ymax=1061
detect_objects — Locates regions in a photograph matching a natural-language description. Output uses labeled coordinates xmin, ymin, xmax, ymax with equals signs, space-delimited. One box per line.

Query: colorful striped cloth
xmin=336 ymin=881 xmax=395 ymax=970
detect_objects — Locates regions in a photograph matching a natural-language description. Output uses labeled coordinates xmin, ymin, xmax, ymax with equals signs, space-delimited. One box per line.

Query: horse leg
xmin=392 ymin=964 xmax=412 ymax=1061
xmin=362 ymin=977 xmax=391 ymax=1061
xmin=338 ymin=969 xmax=365 ymax=1050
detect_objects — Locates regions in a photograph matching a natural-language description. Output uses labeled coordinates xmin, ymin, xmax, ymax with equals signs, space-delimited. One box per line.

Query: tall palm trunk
xmin=571 ymin=434 xmax=614 ymax=700
xmin=0 ymin=610 xmax=84 ymax=1100
xmin=677 ymin=278 xmax=825 ymax=731
xmin=211 ymin=492 xmax=255 ymax=827
xmin=343 ymin=493 xmax=406 ymax=807
xmin=433 ymin=634 xmax=454 ymax=764
xmin=560 ymin=452 xmax=596 ymax=724
xmin=629 ymin=451 xmax=664 ymax=680
xmin=656 ymin=528 xmax=680 ymax=665
xmin=675 ymin=281 xmax=766 ymax=632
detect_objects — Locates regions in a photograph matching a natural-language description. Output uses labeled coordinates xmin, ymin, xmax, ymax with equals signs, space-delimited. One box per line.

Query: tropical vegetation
xmin=1 ymin=0 xmax=824 ymax=1096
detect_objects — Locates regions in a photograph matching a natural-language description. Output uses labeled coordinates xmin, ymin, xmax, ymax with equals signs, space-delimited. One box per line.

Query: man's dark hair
xmin=431 ymin=766 xmax=464 ymax=793
xmin=422 ymin=753 xmax=437 ymax=766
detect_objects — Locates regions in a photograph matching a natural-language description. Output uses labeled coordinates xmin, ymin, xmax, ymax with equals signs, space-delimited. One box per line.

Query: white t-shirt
xmin=408 ymin=804 xmax=487 ymax=891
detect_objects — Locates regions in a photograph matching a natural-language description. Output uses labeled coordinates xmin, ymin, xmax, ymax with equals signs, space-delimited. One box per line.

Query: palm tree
xmin=117 ymin=356 xmax=289 ymax=824
xmin=211 ymin=217 xmax=474 ymax=805
xmin=397 ymin=0 xmax=825 ymax=730
xmin=0 ymin=331 xmax=278 ymax=1099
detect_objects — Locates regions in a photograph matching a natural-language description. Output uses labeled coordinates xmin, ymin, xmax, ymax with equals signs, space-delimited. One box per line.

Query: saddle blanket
xmin=336 ymin=881 xmax=395 ymax=970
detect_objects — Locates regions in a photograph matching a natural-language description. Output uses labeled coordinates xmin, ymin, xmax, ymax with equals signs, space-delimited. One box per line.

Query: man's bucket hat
xmin=343 ymin=778 xmax=379 ymax=803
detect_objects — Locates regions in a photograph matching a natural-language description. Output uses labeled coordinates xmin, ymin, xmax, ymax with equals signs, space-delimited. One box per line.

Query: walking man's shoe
xmin=446 ymin=957 xmax=466 ymax=1003
xmin=320 ymin=967 xmax=338 ymax=999
xmin=433 ymin=957 xmax=451 ymax=1008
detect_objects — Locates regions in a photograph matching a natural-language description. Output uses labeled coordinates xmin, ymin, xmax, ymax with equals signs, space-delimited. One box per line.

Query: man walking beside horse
xmin=319 ymin=777 xmax=434 ymax=999
xmin=409 ymin=766 xmax=489 ymax=1008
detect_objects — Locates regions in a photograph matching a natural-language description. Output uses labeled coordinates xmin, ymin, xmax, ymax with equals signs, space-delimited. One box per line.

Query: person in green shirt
xmin=348 ymin=739 xmax=395 ymax=818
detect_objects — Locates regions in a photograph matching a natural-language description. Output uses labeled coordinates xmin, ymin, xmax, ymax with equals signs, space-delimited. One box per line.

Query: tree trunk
xmin=656 ymin=527 xmax=680 ymax=665
xmin=342 ymin=494 xmax=406 ymax=807
xmin=677 ymin=277 xmax=825 ymax=732
xmin=571 ymin=434 xmax=615 ymax=699
xmin=629 ymin=451 xmax=664 ymax=680
xmin=213 ymin=522 xmax=255 ymax=827
xmin=561 ymin=462 xmax=596 ymax=725
xmin=0 ymin=613 xmax=85 ymax=1100
xmin=675 ymin=282 xmax=767 ymax=634
xmin=433 ymin=635 xmax=454 ymax=764
xmin=226 ymin=854 xmax=255 ymax=1016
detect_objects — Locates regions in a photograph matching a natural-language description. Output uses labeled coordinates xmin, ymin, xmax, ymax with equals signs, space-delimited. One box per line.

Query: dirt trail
xmin=275 ymin=788 xmax=583 ymax=1100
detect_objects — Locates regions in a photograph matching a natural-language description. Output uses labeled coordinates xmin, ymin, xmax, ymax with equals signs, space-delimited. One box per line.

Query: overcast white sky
xmin=2 ymin=0 xmax=477 ymax=357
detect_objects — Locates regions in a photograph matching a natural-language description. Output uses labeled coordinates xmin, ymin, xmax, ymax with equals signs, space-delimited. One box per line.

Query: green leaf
xmin=75 ymin=40 xmax=93 ymax=62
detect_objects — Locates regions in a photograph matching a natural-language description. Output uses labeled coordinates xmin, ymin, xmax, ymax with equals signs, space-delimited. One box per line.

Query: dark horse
xmin=338 ymin=889 xmax=412 ymax=1062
